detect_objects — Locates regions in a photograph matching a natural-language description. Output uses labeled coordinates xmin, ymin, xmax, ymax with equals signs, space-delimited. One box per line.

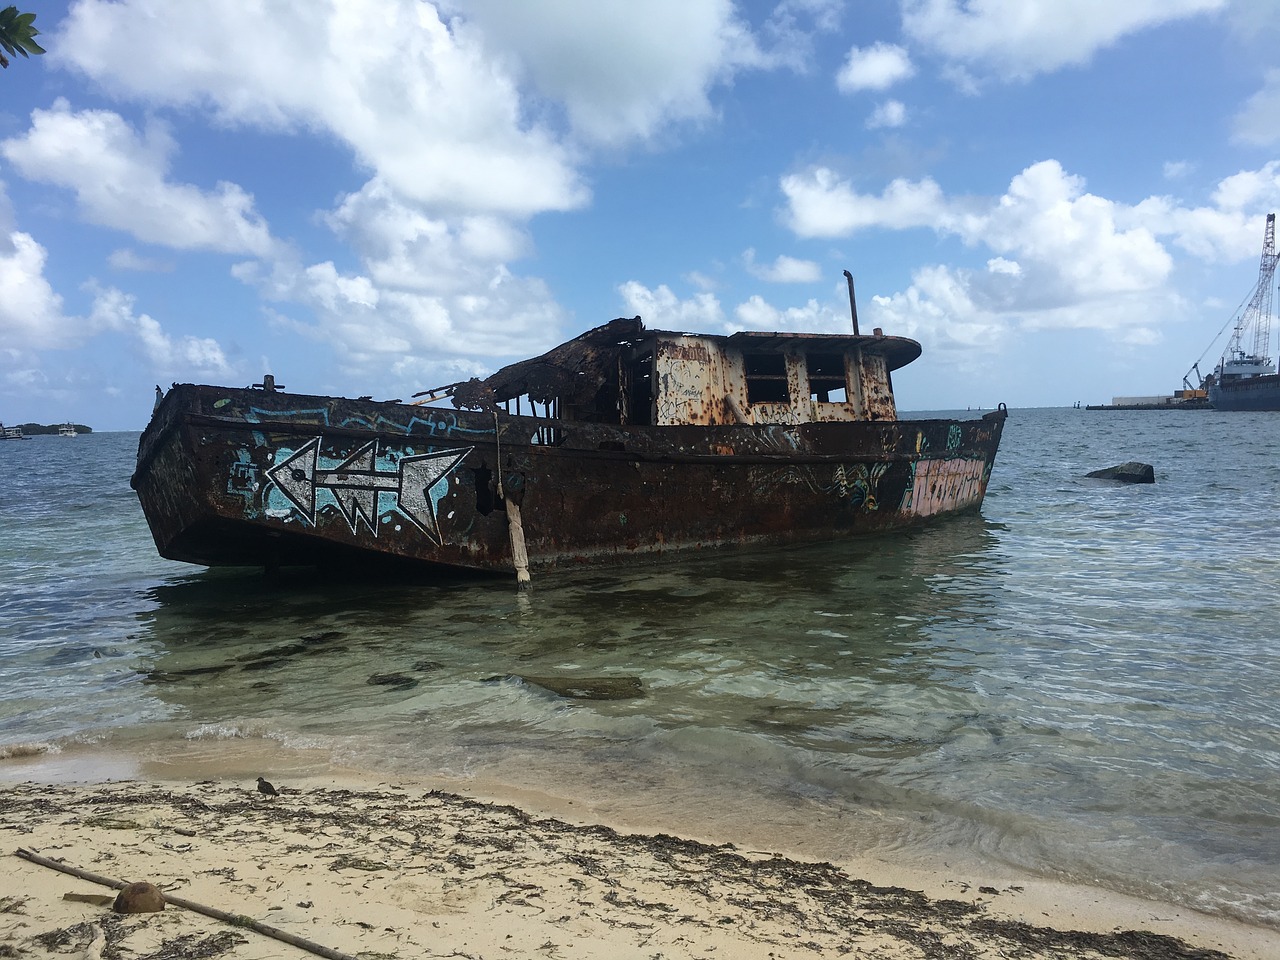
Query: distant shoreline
xmin=11 ymin=422 xmax=94 ymax=435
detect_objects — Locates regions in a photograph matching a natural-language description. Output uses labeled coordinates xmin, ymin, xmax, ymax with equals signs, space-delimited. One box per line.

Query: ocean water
xmin=1 ymin=409 xmax=1278 ymax=930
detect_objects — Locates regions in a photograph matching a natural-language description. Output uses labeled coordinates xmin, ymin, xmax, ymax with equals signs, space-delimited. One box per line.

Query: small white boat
xmin=58 ymin=423 xmax=77 ymax=437
xmin=1 ymin=422 xmax=27 ymax=441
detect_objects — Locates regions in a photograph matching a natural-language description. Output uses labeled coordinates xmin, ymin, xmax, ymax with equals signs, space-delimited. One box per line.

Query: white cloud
xmin=1209 ymin=162 xmax=1280 ymax=212
xmin=686 ymin=270 xmax=718 ymax=292
xmin=870 ymin=265 xmax=1007 ymax=356
xmin=734 ymin=294 xmax=847 ymax=332
xmin=1130 ymin=163 xmax=1280 ymax=261
xmin=324 ymin=179 xmax=531 ymax=294
xmin=781 ymin=159 xmax=1175 ymax=300
xmin=902 ymin=0 xmax=1226 ymax=82
xmin=867 ymin=100 xmax=907 ymax=129
xmin=235 ymin=254 xmax=566 ymax=382
xmin=0 ymin=181 xmax=77 ymax=351
xmin=868 ymin=261 xmax=1169 ymax=376
xmin=771 ymin=157 xmax=1280 ymax=352
xmin=257 ymin=177 xmax=563 ymax=378
xmin=836 ymin=43 xmax=914 ymax=93
xmin=0 ymin=84 xmax=572 ymax=389
xmin=54 ymin=0 xmax=839 ymax=191
xmin=1127 ymin=200 xmax=1255 ymax=263
xmin=1163 ymin=160 xmax=1193 ymax=180
xmin=971 ymin=161 xmax=1172 ymax=297
xmin=1 ymin=100 xmax=276 ymax=256
xmin=755 ymin=0 xmax=845 ymax=68
xmin=619 ymin=279 xmax=850 ymax=337
xmin=1233 ymin=69 xmax=1280 ymax=146
xmin=743 ymin=249 xmax=822 ymax=282
xmin=780 ymin=168 xmax=944 ymax=237
xmin=618 ymin=281 xmax=726 ymax=330
xmin=87 ymin=285 xmax=234 ymax=378
xmin=0 ymin=179 xmax=236 ymax=376
xmin=108 ymin=248 xmax=174 ymax=272
xmin=57 ymin=0 xmax=587 ymax=217
xmin=0 ymin=234 xmax=233 ymax=378
xmin=0 ymin=181 xmax=13 ymax=248
xmin=0 ymin=230 xmax=75 ymax=348
xmin=453 ymin=0 xmax=769 ymax=146
xmin=35 ymin=0 xmax=846 ymax=399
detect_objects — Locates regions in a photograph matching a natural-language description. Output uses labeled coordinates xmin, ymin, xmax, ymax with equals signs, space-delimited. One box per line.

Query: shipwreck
xmin=132 ymin=286 xmax=1007 ymax=582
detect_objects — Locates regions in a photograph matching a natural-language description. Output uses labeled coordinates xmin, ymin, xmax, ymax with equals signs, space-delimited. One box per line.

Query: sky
xmin=3 ymin=0 xmax=1280 ymax=430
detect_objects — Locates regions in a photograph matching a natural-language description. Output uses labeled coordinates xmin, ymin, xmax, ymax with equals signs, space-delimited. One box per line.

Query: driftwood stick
xmin=15 ymin=848 xmax=359 ymax=960
xmin=15 ymin=849 xmax=127 ymax=891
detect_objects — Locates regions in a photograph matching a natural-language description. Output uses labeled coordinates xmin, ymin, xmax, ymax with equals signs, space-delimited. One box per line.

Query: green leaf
xmin=0 ymin=6 xmax=44 ymax=65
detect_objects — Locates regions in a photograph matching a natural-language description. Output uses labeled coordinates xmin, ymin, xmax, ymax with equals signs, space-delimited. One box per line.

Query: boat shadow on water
xmin=131 ymin=514 xmax=1010 ymax=755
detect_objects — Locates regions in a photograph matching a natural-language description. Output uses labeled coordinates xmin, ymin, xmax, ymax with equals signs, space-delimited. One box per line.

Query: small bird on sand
xmin=256 ymin=776 xmax=279 ymax=797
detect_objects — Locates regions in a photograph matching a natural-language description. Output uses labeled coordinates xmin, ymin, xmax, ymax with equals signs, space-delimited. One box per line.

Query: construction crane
xmin=1186 ymin=212 xmax=1278 ymax=389
xmin=1224 ymin=212 xmax=1277 ymax=368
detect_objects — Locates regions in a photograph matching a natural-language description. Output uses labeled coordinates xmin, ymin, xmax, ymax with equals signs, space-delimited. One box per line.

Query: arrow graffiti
xmin=266 ymin=437 xmax=473 ymax=543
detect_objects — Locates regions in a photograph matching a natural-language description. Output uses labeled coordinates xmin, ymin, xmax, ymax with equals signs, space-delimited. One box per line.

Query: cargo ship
xmin=1091 ymin=213 xmax=1280 ymax=412
xmin=1201 ymin=213 xmax=1280 ymax=411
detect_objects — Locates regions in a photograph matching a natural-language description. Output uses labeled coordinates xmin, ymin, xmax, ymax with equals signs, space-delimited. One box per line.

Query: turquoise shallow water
xmin=1 ymin=409 xmax=1278 ymax=929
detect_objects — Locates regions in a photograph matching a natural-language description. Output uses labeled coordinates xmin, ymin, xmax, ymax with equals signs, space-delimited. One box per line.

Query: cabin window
xmin=807 ymin=352 xmax=847 ymax=403
xmin=744 ymin=353 xmax=789 ymax=404
xmin=626 ymin=350 xmax=654 ymax=425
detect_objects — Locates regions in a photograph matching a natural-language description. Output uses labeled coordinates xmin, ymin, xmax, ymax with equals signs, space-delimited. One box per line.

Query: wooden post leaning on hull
xmin=505 ymin=496 xmax=531 ymax=589
xmin=494 ymin=412 xmax=531 ymax=589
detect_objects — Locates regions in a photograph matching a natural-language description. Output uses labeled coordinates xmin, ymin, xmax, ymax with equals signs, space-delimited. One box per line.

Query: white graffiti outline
xmin=265 ymin=438 xmax=472 ymax=544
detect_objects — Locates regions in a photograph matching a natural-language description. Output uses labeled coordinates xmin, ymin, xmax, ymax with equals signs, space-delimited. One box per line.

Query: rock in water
xmin=517 ymin=674 xmax=645 ymax=700
xmin=1085 ymin=462 xmax=1154 ymax=484
xmin=113 ymin=881 xmax=165 ymax=913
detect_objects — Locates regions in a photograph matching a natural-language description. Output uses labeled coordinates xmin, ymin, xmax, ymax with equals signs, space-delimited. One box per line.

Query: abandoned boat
xmin=132 ymin=313 xmax=1007 ymax=579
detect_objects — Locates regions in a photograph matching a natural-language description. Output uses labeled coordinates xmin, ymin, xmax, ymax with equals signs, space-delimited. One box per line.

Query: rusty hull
xmin=132 ymin=383 xmax=1007 ymax=575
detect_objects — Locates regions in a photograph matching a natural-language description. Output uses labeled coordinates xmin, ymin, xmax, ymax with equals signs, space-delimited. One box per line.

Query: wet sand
xmin=2 ymin=769 xmax=1276 ymax=960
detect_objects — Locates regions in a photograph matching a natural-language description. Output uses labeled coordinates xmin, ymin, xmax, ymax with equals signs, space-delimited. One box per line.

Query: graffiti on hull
xmin=747 ymin=461 xmax=888 ymax=512
xmin=830 ymin=462 xmax=888 ymax=510
xmin=265 ymin=437 xmax=472 ymax=543
xmin=901 ymin=457 xmax=988 ymax=517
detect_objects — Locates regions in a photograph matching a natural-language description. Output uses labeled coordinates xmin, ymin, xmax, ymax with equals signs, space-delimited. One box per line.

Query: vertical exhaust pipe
xmin=843 ymin=269 xmax=861 ymax=336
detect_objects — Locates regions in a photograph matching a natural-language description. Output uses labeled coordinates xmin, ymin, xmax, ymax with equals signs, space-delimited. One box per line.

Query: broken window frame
xmin=806 ymin=351 xmax=849 ymax=403
xmin=744 ymin=352 xmax=790 ymax=405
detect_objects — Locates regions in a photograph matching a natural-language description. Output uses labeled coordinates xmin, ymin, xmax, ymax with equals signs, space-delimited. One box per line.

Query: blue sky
xmin=3 ymin=0 xmax=1280 ymax=430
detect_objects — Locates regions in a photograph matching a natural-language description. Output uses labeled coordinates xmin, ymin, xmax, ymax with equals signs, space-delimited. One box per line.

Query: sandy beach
xmin=2 ymin=768 xmax=1276 ymax=960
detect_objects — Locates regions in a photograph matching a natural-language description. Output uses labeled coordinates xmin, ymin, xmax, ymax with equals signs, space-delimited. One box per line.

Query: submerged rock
xmin=517 ymin=675 xmax=645 ymax=700
xmin=367 ymin=672 xmax=418 ymax=690
xmin=1085 ymin=461 xmax=1154 ymax=484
